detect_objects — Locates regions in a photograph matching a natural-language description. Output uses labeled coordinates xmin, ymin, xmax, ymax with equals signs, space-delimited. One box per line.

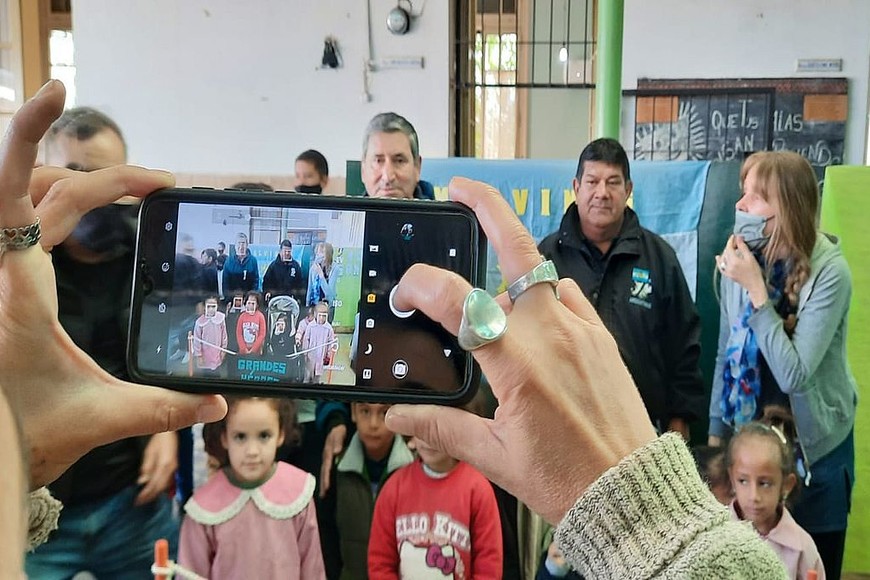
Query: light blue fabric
xmin=421 ymin=158 xmax=709 ymax=295
xmin=307 ymin=262 xmax=341 ymax=307
xmin=631 ymin=160 xmax=710 ymax=234
xmin=660 ymin=230 xmax=698 ymax=300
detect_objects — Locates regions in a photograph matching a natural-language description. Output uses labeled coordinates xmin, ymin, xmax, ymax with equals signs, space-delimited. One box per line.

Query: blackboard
xmin=771 ymin=92 xmax=846 ymax=180
xmin=632 ymin=78 xmax=848 ymax=182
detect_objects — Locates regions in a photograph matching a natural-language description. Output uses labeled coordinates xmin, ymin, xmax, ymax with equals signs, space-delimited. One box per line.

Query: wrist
xmin=748 ymin=282 xmax=768 ymax=309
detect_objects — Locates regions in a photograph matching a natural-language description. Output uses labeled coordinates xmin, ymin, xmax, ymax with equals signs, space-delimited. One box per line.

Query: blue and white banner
xmin=422 ymin=158 xmax=711 ymax=298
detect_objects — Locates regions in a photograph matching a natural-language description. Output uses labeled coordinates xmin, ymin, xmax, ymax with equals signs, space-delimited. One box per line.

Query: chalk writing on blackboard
xmin=632 ymin=79 xmax=847 ymax=181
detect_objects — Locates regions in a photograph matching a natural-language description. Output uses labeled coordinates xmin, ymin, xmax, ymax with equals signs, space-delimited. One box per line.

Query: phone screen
xmin=129 ymin=189 xmax=484 ymax=404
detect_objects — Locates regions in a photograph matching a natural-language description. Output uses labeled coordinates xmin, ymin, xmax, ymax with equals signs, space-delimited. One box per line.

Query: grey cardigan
xmin=708 ymin=233 xmax=858 ymax=464
xmin=556 ymin=434 xmax=787 ymax=578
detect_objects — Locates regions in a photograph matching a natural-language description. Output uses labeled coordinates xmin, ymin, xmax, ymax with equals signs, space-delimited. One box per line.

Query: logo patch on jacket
xmin=629 ymin=267 xmax=652 ymax=309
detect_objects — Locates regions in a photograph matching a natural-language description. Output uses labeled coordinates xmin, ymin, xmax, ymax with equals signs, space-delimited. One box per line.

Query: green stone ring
xmin=457 ymin=288 xmax=508 ymax=351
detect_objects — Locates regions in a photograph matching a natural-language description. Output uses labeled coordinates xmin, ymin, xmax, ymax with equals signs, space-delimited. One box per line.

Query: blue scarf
xmin=720 ymin=260 xmax=788 ymax=429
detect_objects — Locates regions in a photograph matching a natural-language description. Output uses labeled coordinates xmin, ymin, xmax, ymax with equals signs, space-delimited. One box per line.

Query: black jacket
xmin=49 ymin=245 xmax=147 ymax=505
xmin=262 ymin=255 xmax=305 ymax=302
xmin=539 ymin=205 xmax=704 ymax=427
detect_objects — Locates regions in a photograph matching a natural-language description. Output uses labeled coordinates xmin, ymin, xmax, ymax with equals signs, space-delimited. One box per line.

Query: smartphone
xmin=128 ymin=188 xmax=485 ymax=405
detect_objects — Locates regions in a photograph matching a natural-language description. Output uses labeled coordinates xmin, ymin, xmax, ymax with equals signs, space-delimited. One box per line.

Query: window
xmin=0 ymin=0 xmax=24 ymax=135
xmin=455 ymin=0 xmax=595 ymax=158
xmin=49 ymin=29 xmax=75 ymax=107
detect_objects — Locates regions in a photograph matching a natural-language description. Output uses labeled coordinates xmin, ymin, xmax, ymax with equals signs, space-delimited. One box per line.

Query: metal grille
xmin=457 ymin=0 xmax=596 ymax=90
xmin=454 ymin=0 xmax=596 ymax=157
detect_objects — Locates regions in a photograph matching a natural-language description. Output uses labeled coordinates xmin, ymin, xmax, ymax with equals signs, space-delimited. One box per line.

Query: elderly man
xmin=360 ymin=112 xmax=434 ymax=199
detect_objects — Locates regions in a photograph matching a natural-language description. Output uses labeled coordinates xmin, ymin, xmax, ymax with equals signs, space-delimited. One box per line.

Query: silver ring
xmin=0 ymin=216 xmax=41 ymax=256
xmin=734 ymin=249 xmax=743 ymax=259
xmin=718 ymin=256 xmax=727 ymax=271
xmin=457 ymin=288 xmax=507 ymax=351
xmin=507 ymin=259 xmax=559 ymax=303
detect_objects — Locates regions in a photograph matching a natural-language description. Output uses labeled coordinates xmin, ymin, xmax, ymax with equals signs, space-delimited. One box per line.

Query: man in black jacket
xmin=26 ymin=106 xmax=181 ymax=578
xmin=262 ymin=238 xmax=305 ymax=305
xmin=538 ymin=138 xmax=704 ymax=438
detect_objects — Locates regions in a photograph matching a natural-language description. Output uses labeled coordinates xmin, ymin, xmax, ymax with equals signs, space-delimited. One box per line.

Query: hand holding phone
xmin=128 ymin=188 xmax=486 ymax=404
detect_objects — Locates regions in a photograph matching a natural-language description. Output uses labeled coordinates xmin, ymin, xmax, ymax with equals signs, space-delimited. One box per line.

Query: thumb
xmin=95 ymin=381 xmax=226 ymax=444
xmin=385 ymin=405 xmax=502 ymax=473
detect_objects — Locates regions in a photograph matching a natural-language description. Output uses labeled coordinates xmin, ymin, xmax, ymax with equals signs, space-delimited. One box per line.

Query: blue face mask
xmin=733 ymin=210 xmax=772 ymax=251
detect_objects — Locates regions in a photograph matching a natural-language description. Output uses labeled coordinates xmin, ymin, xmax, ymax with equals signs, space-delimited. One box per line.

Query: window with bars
xmin=455 ymin=0 xmax=596 ymax=158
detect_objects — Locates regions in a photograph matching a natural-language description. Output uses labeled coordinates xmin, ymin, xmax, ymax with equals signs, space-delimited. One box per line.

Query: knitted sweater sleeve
xmin=27 ymin=487 xmax=62 ymax=550
xmin=554 ymin=434 xmax=788 ymax=579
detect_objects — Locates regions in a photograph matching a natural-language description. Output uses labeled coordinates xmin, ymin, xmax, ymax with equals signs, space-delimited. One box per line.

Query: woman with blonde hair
xmin=708 ymin=151 xmax=857 ymax=578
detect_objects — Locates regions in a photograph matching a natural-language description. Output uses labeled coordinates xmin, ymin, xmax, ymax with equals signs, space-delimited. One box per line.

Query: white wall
xmin=71 ymin=1 xmax=870 ymax=168
xmin=621 ymin=0 xmax=870 ymax=165
xmin=73 ymin=0 xmax=450 ymax=175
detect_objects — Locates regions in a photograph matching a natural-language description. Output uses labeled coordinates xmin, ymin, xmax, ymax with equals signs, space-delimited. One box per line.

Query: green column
xmin=595 ymin=0 xmax=625 ymax=139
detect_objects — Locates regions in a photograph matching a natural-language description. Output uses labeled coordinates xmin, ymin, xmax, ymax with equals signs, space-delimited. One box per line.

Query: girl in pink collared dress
xmin=179 ymin=397 xmax=325 ymax=579
xmin=726 ymin=421 xmax=824 ymax=579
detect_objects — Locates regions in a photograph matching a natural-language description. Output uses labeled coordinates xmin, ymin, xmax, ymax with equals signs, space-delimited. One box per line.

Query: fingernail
xmin=385 ymin=407 xmax=405 ymax=428
xmin=34 ymin=79 xmax=58 ymax=99
xmin=196 ymin=397 xmax=227 ymax=423
xmin=151 ymin=169 xmax=175 ymax=185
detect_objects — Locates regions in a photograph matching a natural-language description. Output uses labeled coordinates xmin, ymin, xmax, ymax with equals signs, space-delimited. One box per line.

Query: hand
xmin=716 ymin=235 xmax=767 ymax=307
xmin=385 ymin=177 xmax=657 ymax=524
xmin=0 ymin=391 xmax=25 ymax=572
xmin=708 ymin=435 xmax=723 ymax=447
xmin=319 ymin=423 xmax=347 ymax=498
xmin=0 ymin=80 xmax=227 ymax=489
xmin=135 ymin=431 xmax=178 ymax=505
xmin=667 ymin=417 xmax=690 ymax=440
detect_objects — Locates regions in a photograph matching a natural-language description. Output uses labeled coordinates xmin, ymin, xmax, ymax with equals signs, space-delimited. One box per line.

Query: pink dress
xmin=729 ymin=502 xmax=825 ymax=579
xmin=179 ymin=461 xmax=325 ymax=579
xmin=192 ymin=312 xmax=227 ymax=370
xmin=303 ymin=321 xmax=335 ymax=378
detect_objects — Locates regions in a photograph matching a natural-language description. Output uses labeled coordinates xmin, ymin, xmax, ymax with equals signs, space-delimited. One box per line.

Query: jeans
xmin=26 ymin=485 xmax=179 ymax=580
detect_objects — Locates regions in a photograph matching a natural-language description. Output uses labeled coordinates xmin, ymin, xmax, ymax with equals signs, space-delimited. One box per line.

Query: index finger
xmin=0 ymin=80 xmax=65 ymax=228
xmin=35 ymin=165 xmax=175 ymax=248
xmin=448 ymin=177 xmax=541 ymax=285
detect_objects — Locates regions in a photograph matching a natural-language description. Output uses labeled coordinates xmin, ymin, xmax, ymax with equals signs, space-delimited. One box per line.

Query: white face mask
xmin=734 ymin=210 xmax=772 ymax=251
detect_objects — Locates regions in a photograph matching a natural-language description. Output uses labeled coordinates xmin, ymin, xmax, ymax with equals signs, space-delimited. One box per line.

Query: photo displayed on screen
xmin=168 ymin=202 xmax=364 ymax=387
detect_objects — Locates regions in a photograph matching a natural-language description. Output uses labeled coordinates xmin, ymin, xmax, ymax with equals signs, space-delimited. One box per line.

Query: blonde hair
xmin=314 ymin=241 xmax=334 ymax=272
xmin=739 ymin=152 xmax=818 ymax=329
